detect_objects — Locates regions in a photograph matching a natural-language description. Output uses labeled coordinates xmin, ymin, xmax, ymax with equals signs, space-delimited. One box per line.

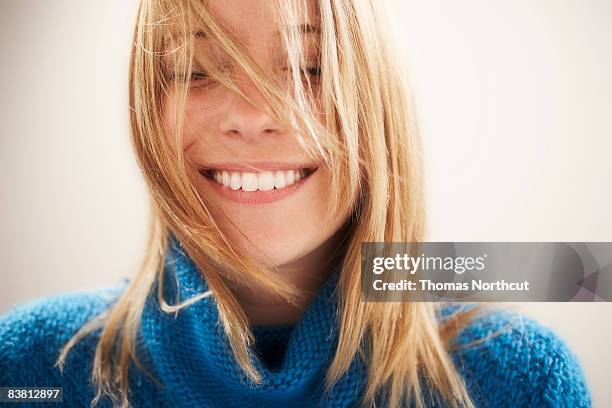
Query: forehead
xmin=203 ymin=0 xmax=319 ymax=46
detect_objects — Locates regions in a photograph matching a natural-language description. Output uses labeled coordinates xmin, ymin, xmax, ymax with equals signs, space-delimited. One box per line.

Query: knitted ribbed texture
xmin=250 ymin=325 xmax=295 ymax=370
xmin=0 ymin=238 xmax=592 ymax=407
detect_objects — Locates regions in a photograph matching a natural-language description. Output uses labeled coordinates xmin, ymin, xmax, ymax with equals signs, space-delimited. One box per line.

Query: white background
xmin=0 ymin=1 xmax=610 ymax=405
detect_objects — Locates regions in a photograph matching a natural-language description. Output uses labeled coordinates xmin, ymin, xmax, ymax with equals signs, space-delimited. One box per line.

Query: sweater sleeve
xmin=0 ymin=286 xmax=125 ymax=405
xmin=448 ymin=306 xmax=592 ymax=408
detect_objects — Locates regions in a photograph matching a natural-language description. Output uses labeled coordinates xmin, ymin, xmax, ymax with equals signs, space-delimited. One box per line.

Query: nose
xmin=218 ymin=79 xmax=284 ymax=141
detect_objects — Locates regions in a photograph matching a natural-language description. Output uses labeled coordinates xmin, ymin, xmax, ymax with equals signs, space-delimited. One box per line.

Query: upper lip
xmin=197 ymin=161 xmax=320 ymax=172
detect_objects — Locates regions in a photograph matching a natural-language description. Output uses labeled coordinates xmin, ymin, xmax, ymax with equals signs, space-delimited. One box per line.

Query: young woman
xmin=0 ymin=0 xmax=591 ymax=407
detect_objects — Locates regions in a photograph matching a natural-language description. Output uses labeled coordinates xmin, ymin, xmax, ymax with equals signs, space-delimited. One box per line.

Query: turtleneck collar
xmin=137 ymin=236 xmax=367 ymax=407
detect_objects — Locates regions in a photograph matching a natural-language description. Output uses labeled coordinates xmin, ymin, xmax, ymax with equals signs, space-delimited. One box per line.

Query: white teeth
xmin=274 ymin=170 xmax=286 ymax=189
xmin=230 ymin=172 xmax=241 ymax=190
xmin=241 ymin=172 xmax=258 ymax=191
xmin=285 ymin=170 xmax=295 ymax=185
xmin=209 ymin=168 xmax=312 ymax=191
xmin=258 ymin=172 xmax=275 ymax=191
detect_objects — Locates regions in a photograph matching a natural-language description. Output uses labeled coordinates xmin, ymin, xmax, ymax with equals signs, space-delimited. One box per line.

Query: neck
xmin=231 ymin=227 xmax=348 ymax=326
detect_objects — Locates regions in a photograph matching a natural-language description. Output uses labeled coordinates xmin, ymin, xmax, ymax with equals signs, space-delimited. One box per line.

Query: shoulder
xmin=0 ymin=283 xmax=126 ymax=387
xmin=440 ymin=304 xmax=592 ymax=408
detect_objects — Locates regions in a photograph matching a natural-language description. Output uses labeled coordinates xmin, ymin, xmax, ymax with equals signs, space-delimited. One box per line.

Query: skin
xmin=162 ymin=0 xmax=352 ymax=325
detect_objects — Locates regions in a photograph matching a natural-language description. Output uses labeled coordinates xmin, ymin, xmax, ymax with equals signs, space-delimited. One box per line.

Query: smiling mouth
xmin=199 ymin=166 xmax=318 ymax=192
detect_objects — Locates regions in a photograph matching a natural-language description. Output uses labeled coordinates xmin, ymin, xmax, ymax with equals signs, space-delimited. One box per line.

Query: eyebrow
xmin=192 ymin=24 xmax=320 ymax=39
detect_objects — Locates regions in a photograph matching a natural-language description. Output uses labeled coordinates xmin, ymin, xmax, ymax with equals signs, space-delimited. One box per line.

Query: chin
xmin=227 ymin=230 xmax=315 ymax=268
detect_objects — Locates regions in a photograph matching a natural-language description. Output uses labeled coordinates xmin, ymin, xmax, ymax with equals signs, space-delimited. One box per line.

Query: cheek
xmin=163 ymin=92 xmax=220 ymax=152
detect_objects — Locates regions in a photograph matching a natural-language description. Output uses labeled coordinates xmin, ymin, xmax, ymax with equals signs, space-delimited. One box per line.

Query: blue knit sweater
xmin=0 ymin=240 xmax=592 ymax=407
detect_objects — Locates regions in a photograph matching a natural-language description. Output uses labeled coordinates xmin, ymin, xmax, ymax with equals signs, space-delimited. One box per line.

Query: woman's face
xmin=163 ymin=0 xmax=350 ymax=270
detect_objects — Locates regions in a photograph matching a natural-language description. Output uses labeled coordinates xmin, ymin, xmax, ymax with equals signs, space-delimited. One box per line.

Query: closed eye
xmin=164 ymin=69 xmax=210 ymax=83
xmin=190 ymin=70 xmax=210 ymax=81
xmin=283 ymin=66 xmax=321 ymax=77
xmin=303 ymin=66 xmax=321 ymax=77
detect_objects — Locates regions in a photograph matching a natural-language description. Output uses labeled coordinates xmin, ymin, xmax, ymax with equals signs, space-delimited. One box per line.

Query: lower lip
xmin=202 ymin=170 xmax=316 ymax=205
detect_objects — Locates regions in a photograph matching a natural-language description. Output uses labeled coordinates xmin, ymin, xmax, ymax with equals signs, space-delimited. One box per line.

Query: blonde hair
xmin=58 ymin=0 xmax=482 ymax=407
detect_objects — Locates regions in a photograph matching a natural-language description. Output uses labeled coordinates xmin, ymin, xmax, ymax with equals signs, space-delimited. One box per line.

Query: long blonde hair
xmin=58 ymin=0 xmax=481 ymax=407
